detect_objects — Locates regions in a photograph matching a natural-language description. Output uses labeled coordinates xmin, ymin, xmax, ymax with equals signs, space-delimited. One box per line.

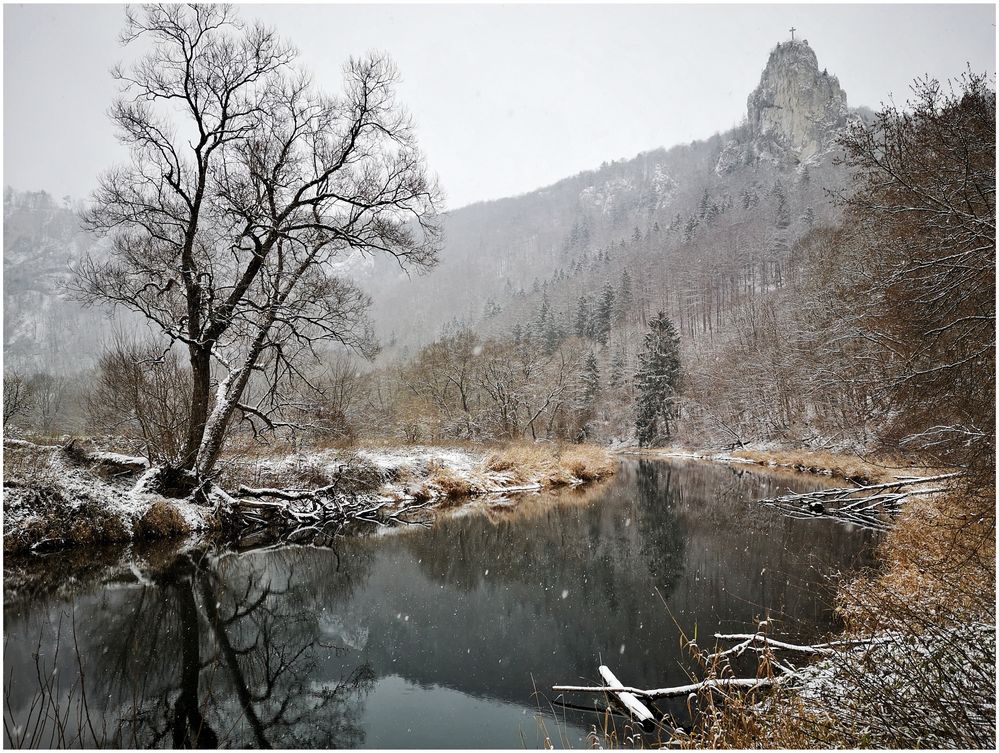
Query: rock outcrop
xmin=718 ymin=38 xmax=852 ymax=172
xmin=748 ymin=39 xmax=849 ymax=159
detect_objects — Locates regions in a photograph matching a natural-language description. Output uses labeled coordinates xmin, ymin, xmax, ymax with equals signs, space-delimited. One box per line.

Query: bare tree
xmin=26 ymin=372 xmax=69 ymax=436
xmin=837 ymin=72 xmax=995 ymax=486
xmin=3 ymin=369 xmax=34 ymax=428
xmin=76 ymin=5 xmax=441 ymax=484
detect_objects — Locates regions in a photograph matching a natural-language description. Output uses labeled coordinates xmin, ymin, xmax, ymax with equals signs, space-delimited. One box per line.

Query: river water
xmin=3 ymin=457 xmax=877 ymax=748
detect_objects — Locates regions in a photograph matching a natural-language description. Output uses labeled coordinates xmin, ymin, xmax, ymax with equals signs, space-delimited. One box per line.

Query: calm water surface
xmin=4 ymin=458 xmax=877 ymax=748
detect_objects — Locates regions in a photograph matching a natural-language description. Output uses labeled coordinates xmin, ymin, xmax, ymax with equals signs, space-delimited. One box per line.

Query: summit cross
xmin=790 ymin=26 xmax=796 ymax=41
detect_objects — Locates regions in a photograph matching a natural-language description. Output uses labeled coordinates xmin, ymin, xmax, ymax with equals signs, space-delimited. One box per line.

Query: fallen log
xmin=757 ymin=473 xmax=959 ymax=530
xmin=552 ymin=676 xmax=777 ymax=700
xmin=711 ymin=631 xmax=879 ymax=659
xmin=598 ymin=665 xmax=656 ymax=723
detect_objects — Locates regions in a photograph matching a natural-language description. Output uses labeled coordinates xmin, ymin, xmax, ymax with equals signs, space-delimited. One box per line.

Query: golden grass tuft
xmin=483 ymin=443 xmax=554 ymax=483
xmin=425 ymin=460 xmax=476 ymax=498
xmin=484 ymin=443 xmax=616 ymax=486
xmin=133 ymin=499 xmax=192 ymax=540
xmin=558 ymin=445 xmax=617 ymax=482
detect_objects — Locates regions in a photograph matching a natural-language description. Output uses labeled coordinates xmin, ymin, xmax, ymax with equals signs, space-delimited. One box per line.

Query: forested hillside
xmin=348 ymin=40 xmax=879 ymax=448
xmin=3 ymin=189 xmax=109 ymax=371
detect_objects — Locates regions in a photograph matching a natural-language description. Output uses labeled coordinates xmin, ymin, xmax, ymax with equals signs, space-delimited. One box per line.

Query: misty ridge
xmin=1 ymin=3 xmax=994 ymax=750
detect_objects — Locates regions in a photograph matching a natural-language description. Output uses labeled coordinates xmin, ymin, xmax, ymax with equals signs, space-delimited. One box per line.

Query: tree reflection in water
xmin=4 ymin=545 xmax=376 ymax=748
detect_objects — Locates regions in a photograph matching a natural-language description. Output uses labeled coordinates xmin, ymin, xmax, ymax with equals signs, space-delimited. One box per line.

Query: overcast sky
xmin=4 ymin=3 xmax=995 ymax=209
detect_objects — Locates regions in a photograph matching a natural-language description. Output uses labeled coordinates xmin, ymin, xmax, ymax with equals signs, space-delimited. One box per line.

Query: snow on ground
xmin=3 ymin=440 xmax=212 ymax=553
xmin=229 ymin=445 xmax=553 ymax=503
xmin=5 ymin=439 xmax=609 ymax=553
xmin=791 ymin=622 xmax=996 ymax=747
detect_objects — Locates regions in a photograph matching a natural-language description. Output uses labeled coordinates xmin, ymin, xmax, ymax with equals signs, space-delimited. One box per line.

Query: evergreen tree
xmin=542 ymin=316 xmax=561 ymax=355
xmin=771 ymin=179 xmax=790 ymax=229
xmin=581 ymin=351 xmax=601 ymax=406
xmin=698 ymin=188 xmax=711 ymax=219
xmin=574 ymin=295 xmax=590 ymax=339
xmin=683 ymin=215 xmax=698 ymax=242
xmin=635 ymin=312 xmax=682 ymax=446
xmin=609 ymin=348 xmax=626 ymax=388
xmin=615 ymin=269 xmax=634 ymax=324
xmin=595 ymin=283 xmax=615 ymax=346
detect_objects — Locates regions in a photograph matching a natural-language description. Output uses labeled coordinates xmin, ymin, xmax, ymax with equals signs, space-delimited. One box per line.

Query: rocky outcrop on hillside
xmin=718 ymin=39 xmax=853 ymax=172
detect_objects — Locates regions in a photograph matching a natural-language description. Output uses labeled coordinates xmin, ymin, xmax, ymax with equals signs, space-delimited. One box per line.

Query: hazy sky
xmin=4 ymin=3 xmax=995 ymax=209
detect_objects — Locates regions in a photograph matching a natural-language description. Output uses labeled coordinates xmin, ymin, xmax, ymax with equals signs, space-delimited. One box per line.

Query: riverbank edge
xmin=620 ymin=445 xmax=927 ymax=485
xmin=625 ymin=445 xmax=994 ymax=748
xmin=2 ymin=439 xmax=616 ymax=556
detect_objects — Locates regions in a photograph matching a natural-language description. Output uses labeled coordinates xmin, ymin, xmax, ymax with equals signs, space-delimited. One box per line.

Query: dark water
xmin=3 ymin=458 xmax=877 ymax=748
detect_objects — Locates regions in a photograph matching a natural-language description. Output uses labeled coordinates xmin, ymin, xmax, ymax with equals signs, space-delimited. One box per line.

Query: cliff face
xmin=718 ymin=39 xmax=851 ymax=172
xmin=747 ymin=39 xmax=849 ymax=161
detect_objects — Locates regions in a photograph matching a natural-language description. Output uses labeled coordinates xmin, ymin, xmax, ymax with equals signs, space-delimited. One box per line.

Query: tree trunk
xmin=182 ymin=347 xmax=213 ymax=470
xmin=195 ymin=329 xmax=273 ymax=479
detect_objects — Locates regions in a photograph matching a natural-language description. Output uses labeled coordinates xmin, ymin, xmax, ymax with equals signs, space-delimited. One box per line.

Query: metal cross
xmin=790 ymin=26 xmax=796 ymax=41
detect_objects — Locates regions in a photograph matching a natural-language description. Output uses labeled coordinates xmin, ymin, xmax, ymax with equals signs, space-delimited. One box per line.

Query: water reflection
xmin=4 ymin=458 xmax=877 ymax=748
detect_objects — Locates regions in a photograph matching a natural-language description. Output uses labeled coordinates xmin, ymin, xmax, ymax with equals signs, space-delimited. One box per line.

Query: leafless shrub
xmin=86 ymin=333 xmax=191 ymax=464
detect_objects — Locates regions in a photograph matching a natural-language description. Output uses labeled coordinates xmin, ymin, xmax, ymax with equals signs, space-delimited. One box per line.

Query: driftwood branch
xmin=757 ymin=473 xmax=960 ymax=530
xmin=552 ymin=677 xmax=777 ymax=700
xmin=710 ymin=631 xmax=880 ymax=661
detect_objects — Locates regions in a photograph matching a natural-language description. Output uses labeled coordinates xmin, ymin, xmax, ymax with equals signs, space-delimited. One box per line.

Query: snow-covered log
xmin=598 ymin=665 xmax=656 ymax=723
xmin=553 ymin=677 xmax=777 ymax=699
xmin=757 ymin=473 xmax=960 ymax=530
xmin=710 ymin=631 xmax=880 ymax=660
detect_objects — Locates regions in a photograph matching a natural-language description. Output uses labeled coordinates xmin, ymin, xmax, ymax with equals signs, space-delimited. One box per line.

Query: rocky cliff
xmin=749 ymin=39 xmax=849 ymax=158
xmin=718 ymin=39 xmax=852 ymax=172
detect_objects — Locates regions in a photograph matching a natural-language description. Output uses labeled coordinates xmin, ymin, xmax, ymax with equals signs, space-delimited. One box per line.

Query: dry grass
xmin=558 ymin=445 xmax=617 ymax=482
xmin=132 ymin=499 xmax=191 ymax=540
xmin=483 ymin=443 xmax=616 ymax=486
xmin=425 ymin=460 xmax=476 ymax=499
xmin=730 ymin=447 xmax=930 ymax=484
xmin=838 ymin=489 xmax=995 ymax=631
xmin=483 ymin=443 xmax=555 ymax=483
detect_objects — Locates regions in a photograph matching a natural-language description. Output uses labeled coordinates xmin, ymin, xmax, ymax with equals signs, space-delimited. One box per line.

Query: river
xmin=3 ymin=457 xmax=878 ymax=748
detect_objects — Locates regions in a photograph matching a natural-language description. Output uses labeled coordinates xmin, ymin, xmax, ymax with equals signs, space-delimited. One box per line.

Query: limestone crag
xmin=748 ymin=40 xmax=848 ymax=159
xmin=717 ymin=39 xmax=852 ymax=172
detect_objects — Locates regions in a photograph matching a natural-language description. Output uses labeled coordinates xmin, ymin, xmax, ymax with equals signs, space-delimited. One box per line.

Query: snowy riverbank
xmin=2 ymin=438 xmax=616 ymax=555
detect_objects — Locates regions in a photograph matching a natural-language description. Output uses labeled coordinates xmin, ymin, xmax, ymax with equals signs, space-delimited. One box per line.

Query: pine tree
xmin=683 ymin=215 xmax=698 ymax=242
xmin=581 ymin=351 xmax=601 ymax=406
xmin=609 ymin=348 xmax=626 ymax=388
xmin=595 ymin=283 xmax=615 ymax=346
xmin=615 ymin=269 xmax=633 ymax=324
xmin=635 ymin=312 xmax=682 ymax=447
xmin=574 ymin=295 xmax=590 ymax=339
xmin=543 ymin=317 xmax=561 ymax=355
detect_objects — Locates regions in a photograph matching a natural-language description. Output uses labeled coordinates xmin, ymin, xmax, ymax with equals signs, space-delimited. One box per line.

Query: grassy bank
xmin=630 ymin=445 xmax=933 ymax=485
xmin=2 ymin=438 xmax=616 ymax=555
